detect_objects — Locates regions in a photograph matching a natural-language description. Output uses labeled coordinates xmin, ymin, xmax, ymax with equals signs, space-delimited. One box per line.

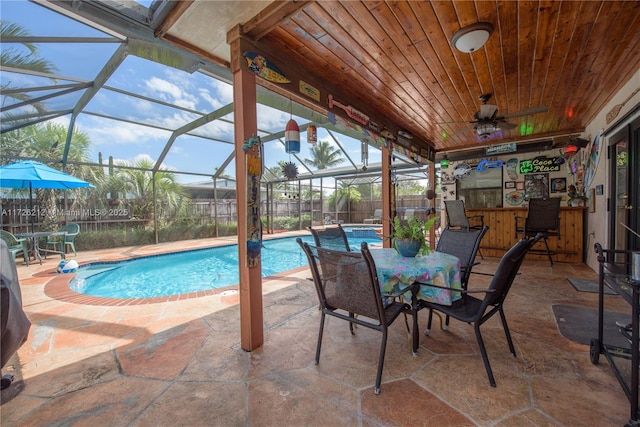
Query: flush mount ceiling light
xmin=451 ymin=22 xmax=494 ymax=53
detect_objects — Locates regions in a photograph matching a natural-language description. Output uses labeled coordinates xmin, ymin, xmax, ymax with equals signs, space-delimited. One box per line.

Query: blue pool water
xmin=69 ymin=235 xmax=382 ymax=299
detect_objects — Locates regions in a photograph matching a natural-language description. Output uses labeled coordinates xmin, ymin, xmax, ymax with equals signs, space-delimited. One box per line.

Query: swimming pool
xmin=69 ymin=235 xmax=382 ymax=299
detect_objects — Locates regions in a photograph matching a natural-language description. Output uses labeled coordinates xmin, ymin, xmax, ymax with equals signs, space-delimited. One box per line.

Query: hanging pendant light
xmin=285 ymin=118 xmax=300 ymax=153
xmin=307 ymin=124 xmax=317 ymax=144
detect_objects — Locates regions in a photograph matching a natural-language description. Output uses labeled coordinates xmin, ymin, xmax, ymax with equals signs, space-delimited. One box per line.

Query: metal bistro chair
xmin=427 ymin=225 xmax=489 ymax=331
xmin=308 ymin=224 xmax=351 ymax=252
xmin=515 ymin=198 xmax=561 ymax=267
xmin=297 ymin=239 xmax=412 ymax=395
xmin=417 ymin=233 xmax=543 ymax=387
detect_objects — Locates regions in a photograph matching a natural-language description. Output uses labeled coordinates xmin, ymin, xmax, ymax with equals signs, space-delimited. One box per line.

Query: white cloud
xmin=144 ymin=77 xmax=197 ymax=110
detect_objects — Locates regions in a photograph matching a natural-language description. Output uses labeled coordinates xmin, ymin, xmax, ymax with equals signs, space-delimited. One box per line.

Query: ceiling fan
xmin=439 ymin=94 xmax=548 ymax=140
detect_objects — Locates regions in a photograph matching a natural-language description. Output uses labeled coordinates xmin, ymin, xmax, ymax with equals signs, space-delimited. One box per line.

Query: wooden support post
xmin=229 ymin=26 xmax=263 ymax=351
xmin=382 ymin=142 xmax=392 ymax=247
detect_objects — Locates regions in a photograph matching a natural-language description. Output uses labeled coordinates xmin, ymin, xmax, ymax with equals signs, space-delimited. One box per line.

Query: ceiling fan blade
xmin=479 ymin=104 xmax=498 ymax=119
xmin=497 ymin=121 xmax=517 ymax=130
xmin=450 ymin=125 xmax=475 ymax=136
xmin=501 ymin=105 xmax=549 ymax=119
xmin=437 ymin=120 xmax=473 ymax=126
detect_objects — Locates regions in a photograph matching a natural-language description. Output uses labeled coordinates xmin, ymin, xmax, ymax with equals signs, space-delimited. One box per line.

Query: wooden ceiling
xmin=59 ymin=0 xmax=640 ymax=160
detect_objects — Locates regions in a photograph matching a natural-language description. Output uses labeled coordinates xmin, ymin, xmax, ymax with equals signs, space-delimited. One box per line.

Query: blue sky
xmin=1 ymin=1 xmax=379 ymax=184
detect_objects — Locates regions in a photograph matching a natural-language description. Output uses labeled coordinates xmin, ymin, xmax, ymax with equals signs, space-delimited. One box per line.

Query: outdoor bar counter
xmin=464 ymin=206 xmax=586 ymax=263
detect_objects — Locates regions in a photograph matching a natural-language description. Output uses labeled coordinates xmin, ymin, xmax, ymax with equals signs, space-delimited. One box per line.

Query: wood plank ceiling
xmin=164 ymin=1 xmax=640 ymax=159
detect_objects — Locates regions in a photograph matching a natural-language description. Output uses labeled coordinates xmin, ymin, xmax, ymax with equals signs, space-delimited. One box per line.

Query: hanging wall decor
xmin=243 ymin=52 xmax=291 ymax=84
xmin=243 ymin=135 xmax=263 ymax=268
xmin=285 ymin=118 xmax=300 ymax=154
xmin=283 ymin=161 xmax=299 ymax=180
xmin=327 ymin=94 xmax=370 ymax=126
xmin=361 ymin=139 xmax=369 ymax=166
xmin=307 ymin=124 xmax=317 ymax=144
xmin=453 ymin=163 xmax=472 ymax=180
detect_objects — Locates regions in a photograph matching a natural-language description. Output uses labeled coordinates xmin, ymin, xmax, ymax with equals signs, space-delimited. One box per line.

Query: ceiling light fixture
xmin=475 ymin=122 xmax=498 ymax=139
xmin=451 ymin=22 xmax=494 ymax=53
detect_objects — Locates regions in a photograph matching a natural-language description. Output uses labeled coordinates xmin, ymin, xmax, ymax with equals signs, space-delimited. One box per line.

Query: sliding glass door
xmin=609 ymin=115 xmax=640 ymax=252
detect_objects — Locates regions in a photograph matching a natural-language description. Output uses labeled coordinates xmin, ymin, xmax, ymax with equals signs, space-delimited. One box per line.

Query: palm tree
xmin=327 ymin=181 xmax=361 ymax=210
xmin=0 ymin=122 xmax=95 ymax=224
xmin=304 ymin=140 xmax=344 ymax=220
xmin=113 ymin=158 xmax=189 ymax=223
xmin=1 ymin=20 xmax=58 ymax=111
xmin=303 ymin=140 xmax=343 ymax=170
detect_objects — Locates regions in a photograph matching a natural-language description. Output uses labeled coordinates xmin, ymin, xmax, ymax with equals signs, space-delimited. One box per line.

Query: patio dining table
xmin=16 ymin=231 xmax=67 ymax=265
xmin=369 ymin=248 xmax=461 ymax=355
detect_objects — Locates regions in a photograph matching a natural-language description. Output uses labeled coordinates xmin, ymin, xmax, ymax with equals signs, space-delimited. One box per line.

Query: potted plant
xmin=567 ymin=184 xmax=589 ymax=206
xmin=389 ymin=215 xmax=438 ymax=257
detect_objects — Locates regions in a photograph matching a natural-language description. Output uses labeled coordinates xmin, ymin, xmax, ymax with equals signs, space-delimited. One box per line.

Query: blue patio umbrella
xmin=0 ymin=160 xmax=94 ymax=232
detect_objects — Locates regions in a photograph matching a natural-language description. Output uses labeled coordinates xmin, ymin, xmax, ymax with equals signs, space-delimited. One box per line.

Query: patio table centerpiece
xmin=389 ymin=215 xmax=438 ymax=257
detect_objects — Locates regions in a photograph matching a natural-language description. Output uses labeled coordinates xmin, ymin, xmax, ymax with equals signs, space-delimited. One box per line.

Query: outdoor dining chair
xmin=297 ymin=238 xmax=412 ymax=395
xmin=308 ymin=224 xmax=351 ymax=252
xmin=417 ymin=233 xmax=543 ymax=387
xmin=0 ymin=231 xmax=29 ymax=266
xmin=426 ymin=225 xmax=489 ymax=331
xmin=515 ymin=197 xmax=561 ymax=267
xmin=44 ymin=223 xmax=80 ymax=257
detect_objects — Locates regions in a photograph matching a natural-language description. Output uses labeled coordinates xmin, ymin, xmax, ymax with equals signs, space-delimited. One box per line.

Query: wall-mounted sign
xmin=519 ymin=157 xmax=561 ymax=174
xmin=477 ymin=159 xmax=504 ymax=171
xmin=243 ymin=52 xmax=291 ymax=84
xmin=486 ymin=142 xmax=516 ymax=155
xmin=299 ymin=80 xmax=320 ymax=102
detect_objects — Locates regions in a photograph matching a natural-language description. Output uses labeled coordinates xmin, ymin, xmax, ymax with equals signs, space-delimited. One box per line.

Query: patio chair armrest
xmin=414 ymin=281 xmax=495 ymax=294
xmin=468 ymin=214 xmax=484 ymax=222
xmin=382 ymin=283 xmax=414 ymax=298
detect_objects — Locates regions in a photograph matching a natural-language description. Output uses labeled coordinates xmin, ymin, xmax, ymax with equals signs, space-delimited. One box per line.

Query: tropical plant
xmin=0 ymin=122 xmax=96 ymax=224
xmin=327 ymin=182 xmax=361 ymax=208
xmin=1 ymin=20 xmax=59 ymax=112
xmin=389 ymin=215 xmax=438 ymax=256
xmin=303 ymin=139 xmax=343 ymax=170
xmin=395 ymin=179 xmax=427 ymax=196
xmin=304 ymin=139 xmax=344 ymax=216
xmin=111 ymin=157 xmax=189 ymax=223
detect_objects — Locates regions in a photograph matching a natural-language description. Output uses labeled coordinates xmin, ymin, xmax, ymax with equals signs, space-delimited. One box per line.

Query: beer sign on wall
xmin=519 ymin=157 xmax=562 ymax=174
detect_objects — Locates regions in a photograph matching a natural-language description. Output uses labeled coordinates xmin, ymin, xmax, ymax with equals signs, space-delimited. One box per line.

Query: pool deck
xmin=0 ymin=230 xmax=633 ymax=426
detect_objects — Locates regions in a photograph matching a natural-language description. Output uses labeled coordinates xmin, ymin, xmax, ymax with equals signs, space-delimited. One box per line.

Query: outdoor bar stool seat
xmin=444 ymin=200 xmax=484 ymax=231
xmin=444 ymin=200 xmax=485 ymax=258
xmin=515 ymin=198 xmax=561 ymax=267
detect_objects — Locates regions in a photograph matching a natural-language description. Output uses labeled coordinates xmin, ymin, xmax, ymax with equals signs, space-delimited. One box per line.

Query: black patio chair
xmin=444 ymin=200 xmax=484 ymax=231
xmin=416 ymin=233 xmax=543 ymax=387
xmin=308 ymin=224 xmax=351 ymax=251
xmin=444 ymin=200 xmax=485 ymax=259
xmin=297 ymin=238 xmax=411 ymax=395
xmin=515 ymin=197 xmax=561 ymax=267
xmin=426 ymin=225 xmax=489 ymax=331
